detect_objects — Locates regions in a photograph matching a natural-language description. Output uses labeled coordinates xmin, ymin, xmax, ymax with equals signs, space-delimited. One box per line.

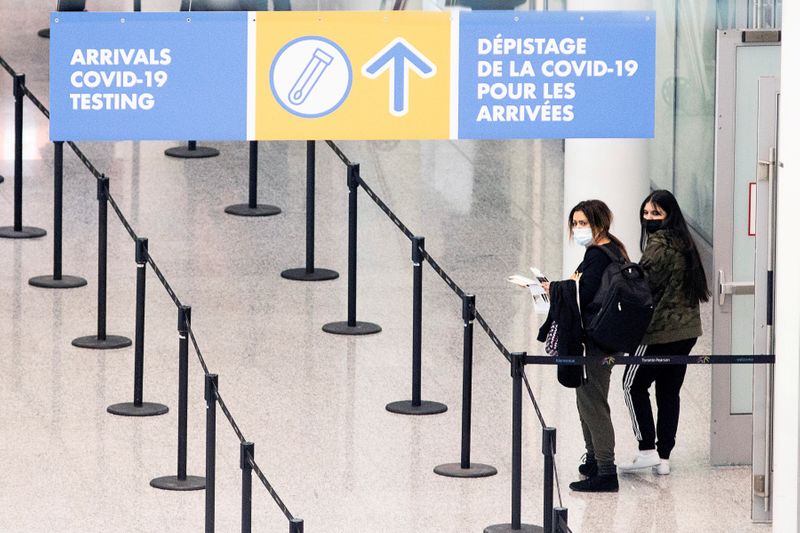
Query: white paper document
xmin=507 ymin=267 xmax=550 ymax=314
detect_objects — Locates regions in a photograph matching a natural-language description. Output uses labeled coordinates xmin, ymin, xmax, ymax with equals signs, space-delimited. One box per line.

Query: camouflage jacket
xmin=640 ymin=229 xmax=703 ymax=345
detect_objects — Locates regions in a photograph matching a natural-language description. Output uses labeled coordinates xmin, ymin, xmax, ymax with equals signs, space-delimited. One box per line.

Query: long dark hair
xmin=639 ymin=190 xmax=710 ymax=303
xmin=568 ymin=199 xmax=629 ymax=260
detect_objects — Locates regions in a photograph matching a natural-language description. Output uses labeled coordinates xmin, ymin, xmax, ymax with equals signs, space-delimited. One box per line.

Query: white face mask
xmin=573 ymin=227 xmax=594 ymax=247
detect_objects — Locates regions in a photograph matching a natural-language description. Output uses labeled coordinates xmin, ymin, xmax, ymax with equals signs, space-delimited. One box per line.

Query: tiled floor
xmin=0 ymin=2 xmax=771 ymax=532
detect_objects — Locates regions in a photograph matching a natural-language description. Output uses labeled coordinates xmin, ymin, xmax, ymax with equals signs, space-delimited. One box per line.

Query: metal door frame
xmin=711 ymin=29 xmax=780 ymax=466
xmin=750 ymin=76 xmax=778 ymax=523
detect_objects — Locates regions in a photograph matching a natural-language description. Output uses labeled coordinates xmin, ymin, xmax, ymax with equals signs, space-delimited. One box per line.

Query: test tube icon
xmin=289 ymin=48 xmax=334 ymax=106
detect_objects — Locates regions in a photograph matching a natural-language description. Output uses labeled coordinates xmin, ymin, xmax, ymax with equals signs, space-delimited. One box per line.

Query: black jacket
xmin=537 ymin=279 xmax=585 ymax=387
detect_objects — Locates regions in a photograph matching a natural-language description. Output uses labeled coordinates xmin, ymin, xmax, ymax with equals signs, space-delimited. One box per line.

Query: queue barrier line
xmin=0 ymin=55 xmax=300 ymax=530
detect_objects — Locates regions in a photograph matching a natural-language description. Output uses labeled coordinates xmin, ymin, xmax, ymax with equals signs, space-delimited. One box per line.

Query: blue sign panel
xmin=457 ymin=11 xmax=655 ymax=139
xmin=49 ymin=12 xmax=247 ymax=141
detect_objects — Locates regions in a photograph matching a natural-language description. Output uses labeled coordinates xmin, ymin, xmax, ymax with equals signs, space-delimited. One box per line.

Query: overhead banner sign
xmin=49 ymin=11 xmax=654 ymax=141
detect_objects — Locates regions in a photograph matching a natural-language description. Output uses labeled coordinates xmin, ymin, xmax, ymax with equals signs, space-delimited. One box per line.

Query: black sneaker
xmin=578 ymin=454 xmax=598 ymax=478
xmin=569 ymin=473 xmax=619 ymax=493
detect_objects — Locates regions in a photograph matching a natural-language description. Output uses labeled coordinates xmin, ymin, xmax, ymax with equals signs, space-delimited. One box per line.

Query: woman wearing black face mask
xmin=618 ymin=190 xmax=710 ymax=476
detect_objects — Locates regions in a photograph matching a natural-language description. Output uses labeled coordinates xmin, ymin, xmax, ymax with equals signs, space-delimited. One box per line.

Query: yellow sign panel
xmin=254 ymin=11 xmax=451 ymax=140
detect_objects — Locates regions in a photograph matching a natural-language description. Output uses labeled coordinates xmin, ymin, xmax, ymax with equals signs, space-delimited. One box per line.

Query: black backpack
xmin=583 ymin=246 xmax=654 ymax=354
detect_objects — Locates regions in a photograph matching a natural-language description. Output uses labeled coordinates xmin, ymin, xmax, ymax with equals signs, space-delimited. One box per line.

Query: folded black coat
xmin=537 ymin=279 xmax=586 ymax=388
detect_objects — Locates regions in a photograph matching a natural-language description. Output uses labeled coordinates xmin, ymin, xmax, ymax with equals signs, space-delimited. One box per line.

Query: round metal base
xmin=164 ymin=145 xmax=219 ymax=159
xmin=29 ymin=274 xmax=87 ymax=289
xmin=224 ymin=203 xmax=281 ymax=217
xmin=322 ymin=321 xmax=382 ymax=336
xmin=0 ymin=226 xmax=47 ymax=239
xmin=0 ymin=175 xmax=4 ymax=183
xmin=37 ymin=28 xmax=50 ymax=38
xmin=72 ymin=335 xmax=132 ymax=350
xmin=386 ymin=400 xmax=448 ymax=416
xmin=281 ymin=267 xmax=339 ymax=281
xmin=484 ymin=524 xmax=543 ymax=533
xmin=150 ymin=475 xmax=205 ymax=491
xmin=107 ymin=402 xmax=169 ymax=417
xmin=433 ymin=462 xmax=498 ymax=478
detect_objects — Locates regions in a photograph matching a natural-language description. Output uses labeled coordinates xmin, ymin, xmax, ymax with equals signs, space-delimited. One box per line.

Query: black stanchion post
xmin=150 ymin=305 xmax=205 ymax=491
xmin=387 ymin=236 xmax=447 ymax=416
xmin=434 ymin=294 xmax=497 ymax=477
xmin=133 ymin=0 xmax=142 ymax=11
xmin=542 ymin=428 xmax=556 ymax=533
xmin=225 ymin=141 xmax=281 ymax=217
xmin=552 ymin=508 xmax=568 ymax=533
xmin=322 ymin=163 xmax=381 ymax=335
xmin=281 ymin=140 xmax=338 ymax=281
xmin=0 ymin=73 xmax=46 ymax=239
xmin=72 ymin=176 xmax=132 ymax=349
xmin=485 ymin=352 xmax=541 ymax=533
xmin=30 ymin=141 xmax=88 ymax=288
xmin=165 ymin=140 xmax=219 ymax=159
xmin=289 ymin=519 xmax=304 ymax=533
xmin=241 ymin=442 xmax=254 ymax=533
xmin=108 ymin=238 xmax=169 ymax=416
xmin=205 ymin=374 xmax=218 ymax=533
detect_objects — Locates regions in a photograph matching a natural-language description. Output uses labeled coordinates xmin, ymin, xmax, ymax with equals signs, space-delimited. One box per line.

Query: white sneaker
xmin=618 ymin=450 xmax=660 ymax=472
xmin=653 ymin=459 xmax=670 ymax=475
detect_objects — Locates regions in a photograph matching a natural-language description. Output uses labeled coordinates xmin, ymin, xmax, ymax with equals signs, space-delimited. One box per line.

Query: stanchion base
xmin=150 ymin=475 xmax=205 ymax=491
xmin=224 ymin=203 xmax=281 ymax=217
xmin=164 ymin=145 xmax=219 ymax=159
xmin=322 ymin=321 xmax=382 ymax=336
xmin=0 ymin=226 xmax=47 ymax=239
xmin=107 ymin=402 xmax=169 ymax=417
xmin=29 ymin=275 xmax=87 ymax=289
xmin=386 ymin=400 xmax=448 ymax=416
xmin=484 ymin=524 xmax=543 ymax=533
xmin=0 ymin=175 xmax=4 ymax=183
xmin=281 ymin=268 xmax=339 ymax=281
xmin=433 ymin=462 xmax=498 ymax=478
xmin=72 ymin=335 xmax=132 ymax=350
xmin=37 ymin=28 xmax=50 ymax=38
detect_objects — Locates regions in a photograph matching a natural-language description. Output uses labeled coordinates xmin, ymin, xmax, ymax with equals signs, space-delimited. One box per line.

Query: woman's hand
xmin=541 ymin=281 xmax=550 ymax=294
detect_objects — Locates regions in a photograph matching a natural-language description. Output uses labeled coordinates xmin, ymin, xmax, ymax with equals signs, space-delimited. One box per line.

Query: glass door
xmin=711 ymin=29 xmax=778 ymax=464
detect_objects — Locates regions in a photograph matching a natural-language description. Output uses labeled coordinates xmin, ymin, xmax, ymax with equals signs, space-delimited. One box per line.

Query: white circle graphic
xmin=270 ymin=37 xmax=352 ymax=118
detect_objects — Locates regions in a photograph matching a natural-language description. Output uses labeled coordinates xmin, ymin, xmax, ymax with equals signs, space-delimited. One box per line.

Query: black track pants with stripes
xmin=622 ymin=338 xmax=697 ymax=459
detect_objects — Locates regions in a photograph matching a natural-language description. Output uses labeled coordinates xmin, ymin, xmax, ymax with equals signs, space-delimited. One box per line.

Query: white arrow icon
xmin=362 ymin=37 xmax=436 ymax=117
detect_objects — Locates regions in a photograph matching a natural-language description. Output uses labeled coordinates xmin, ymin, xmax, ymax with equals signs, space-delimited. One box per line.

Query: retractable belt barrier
xmin=1 ymin=48 xmax=775 ymax=532
xmin=321 ymin=139 xmax=775 ymax=533
xmin=0 ymin=55 xmax=302 ymax=533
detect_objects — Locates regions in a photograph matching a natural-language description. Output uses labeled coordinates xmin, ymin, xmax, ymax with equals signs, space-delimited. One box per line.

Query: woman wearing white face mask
xmin=551 ymin=199 xmax=630 ymax=492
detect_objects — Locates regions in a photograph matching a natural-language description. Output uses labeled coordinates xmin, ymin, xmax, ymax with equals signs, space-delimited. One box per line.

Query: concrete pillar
xmin=772 ymin=2 xmax=800 ymax=529
xmin=563 ymin=0 xmax=653 ymax=274
xmin=563 ymin=139 xmax=649 ymax=273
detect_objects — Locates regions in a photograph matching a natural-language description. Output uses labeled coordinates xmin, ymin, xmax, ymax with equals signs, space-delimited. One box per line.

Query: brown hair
xmin=567 ymin=199 xmax=629 ymax=260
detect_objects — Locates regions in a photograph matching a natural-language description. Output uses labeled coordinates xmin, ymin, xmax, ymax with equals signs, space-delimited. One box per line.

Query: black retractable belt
xmin=0 ymin=73 xmax=46 ymax=239
xmin=225 ymin=141 xmax=281 ymax=217
xmin=165 ymin=140 xmax=220 ymax=159
xmin=72 ymin=176 xmax=132 ymax=350
xmin=241 ymin=442 xmax=255 ymax=533
xmin=150 ymin=305 xmax=205 ymax=491
xmin=107 ymin=238 xmax=169 ymax=416
xmin=322 ymin=163 xmax=381 ymax=335
xmin=281 ymin=140 xmax=339 ymax=281
xmin=205 ymin=374 xmax=218 ymax=533
xmin=435 ymin=293 xmax=497 ymax=477
xmin=386 ymin=236 xmax=448 ymax=416
xmin=485 ymin=353 xmax=542 ymax=533
xmin=29 ymin=141 xmax=88 ymax=288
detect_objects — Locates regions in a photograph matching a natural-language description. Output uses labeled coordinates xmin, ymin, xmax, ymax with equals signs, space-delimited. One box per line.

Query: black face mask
xmin=643 ymin=219 xmax=663 ymax=234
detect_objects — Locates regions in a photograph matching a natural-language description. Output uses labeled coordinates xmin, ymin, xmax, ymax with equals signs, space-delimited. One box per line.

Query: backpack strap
xmin=589 ymin=244 xmax=625 ymax=263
